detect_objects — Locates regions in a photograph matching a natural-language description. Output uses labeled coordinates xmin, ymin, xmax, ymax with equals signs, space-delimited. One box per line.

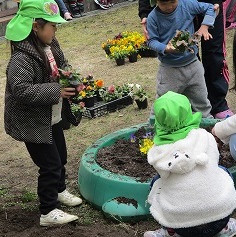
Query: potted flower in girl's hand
xmin=58 ymin=66 xmax=83 ymax=91
xmin=70 ymin=101 xmax=86 ymax=123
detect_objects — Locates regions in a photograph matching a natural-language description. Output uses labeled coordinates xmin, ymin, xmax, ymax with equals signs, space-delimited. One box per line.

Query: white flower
xmin=135 ymin=84 xmax=141 ymax=89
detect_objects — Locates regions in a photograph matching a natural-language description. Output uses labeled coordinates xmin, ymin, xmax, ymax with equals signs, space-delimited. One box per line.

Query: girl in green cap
xmin=144 ymin=91 xmax=236 ymax=237
xmin=4 ymin=0 xmax=82 ymax=226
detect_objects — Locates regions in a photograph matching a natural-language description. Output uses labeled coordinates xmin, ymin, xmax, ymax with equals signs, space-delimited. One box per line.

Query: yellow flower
xmin=86 ymin=85 xmax=93 ymax=90
xmin=139 ymin=138 xmax=154 ymax=155
xmin=79 ymin=90 xmax=86 ymax=98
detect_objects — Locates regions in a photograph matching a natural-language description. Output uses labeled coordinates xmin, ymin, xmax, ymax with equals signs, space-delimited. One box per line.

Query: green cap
xmin=153 ymin=91 xmax=202 ymax=145
xmin=5 ymin=0 xmax=66 ymax=41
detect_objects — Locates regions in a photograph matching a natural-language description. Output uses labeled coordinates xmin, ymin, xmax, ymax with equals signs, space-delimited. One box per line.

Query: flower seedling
xmin=171 ymin=30 xmax=201 ymax=53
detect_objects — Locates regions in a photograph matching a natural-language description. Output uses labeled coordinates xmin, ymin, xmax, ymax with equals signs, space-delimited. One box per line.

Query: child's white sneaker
xmin=58 ymin=189 xmax=82 ymax=206
xmin=64 ymin=12 xmax=73 ymax=21
xmin=144 ymin=228 xmax=180 ymax=237
xmin=215 ymin=218 xmax=236 ymax=237
xmin=40 ymin=208 xmax=78 ymax=226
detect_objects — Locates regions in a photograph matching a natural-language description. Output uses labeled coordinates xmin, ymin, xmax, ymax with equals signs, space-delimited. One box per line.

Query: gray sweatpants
xmin=156 ymin=59 xmax=212 ymax=118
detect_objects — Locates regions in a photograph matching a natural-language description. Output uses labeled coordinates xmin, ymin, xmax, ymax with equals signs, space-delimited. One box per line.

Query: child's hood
xmin=148 ymin=128 xmax=219 ymax=179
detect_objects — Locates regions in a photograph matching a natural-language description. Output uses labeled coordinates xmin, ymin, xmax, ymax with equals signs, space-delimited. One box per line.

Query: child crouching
xmin=144 ymin=91 xmax=236 ymax=237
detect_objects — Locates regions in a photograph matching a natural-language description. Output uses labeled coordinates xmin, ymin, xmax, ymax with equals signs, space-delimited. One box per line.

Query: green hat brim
xmin=5 ymin=13 xmax=66 ymax=42
xmin=5 ymin=15 xmax=33 ymax=41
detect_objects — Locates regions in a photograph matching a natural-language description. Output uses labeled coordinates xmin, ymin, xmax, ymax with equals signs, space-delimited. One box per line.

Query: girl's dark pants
xmin=25 ymin=123 xmax=67 ymax=215
xmin=197 ymin=2 xmax=230 ymax=114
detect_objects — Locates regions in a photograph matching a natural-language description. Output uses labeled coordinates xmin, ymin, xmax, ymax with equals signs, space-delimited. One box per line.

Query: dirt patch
xmin=0 ymin=205 xmax=158 ymax=237
xmin=97 ymin=127 xmax=236 ymax=180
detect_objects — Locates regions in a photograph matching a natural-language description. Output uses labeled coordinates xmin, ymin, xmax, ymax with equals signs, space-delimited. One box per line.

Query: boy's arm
xmin=192 ymin=1 xmax=218 ymax=40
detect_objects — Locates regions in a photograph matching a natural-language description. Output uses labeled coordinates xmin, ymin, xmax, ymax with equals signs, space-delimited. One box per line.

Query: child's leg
xmin=183 ymin=60 xmax=212 ymax=118
xmin=144 ymin=227 xmax=180 ymax=237
xmin=156 ymin=61 xmax=212 ymax=118
xmin=156 ymin=64 xmax=185 ymax=98
xmin=24 ymin=123 xmax=67 ymax=215
xmin=229 ymin=134 xmax=236 ymax=160
xmin=214 ymin=218 xmax=236 ymax=237
xmin=174 ymin=215 xmax=230 ymax=237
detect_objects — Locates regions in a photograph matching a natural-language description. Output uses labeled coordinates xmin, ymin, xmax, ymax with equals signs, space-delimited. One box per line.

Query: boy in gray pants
xmin=147 ymin=0 xmax=218 ymax=117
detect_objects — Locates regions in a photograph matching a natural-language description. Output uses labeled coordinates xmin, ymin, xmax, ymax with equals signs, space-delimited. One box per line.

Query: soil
xmin=97 ymin=126 xmax=236 ymax=179
xmin=97 ymin=126 xmax=157 ymax=182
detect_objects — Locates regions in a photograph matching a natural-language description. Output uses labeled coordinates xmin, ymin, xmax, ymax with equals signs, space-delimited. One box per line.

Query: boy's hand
xmin=196 ymin=25 xmax=212 ymax=41
xmin=165 ymin=40 xmax=179 ymax=53
xmin=214 ymin=4 xmax=219 ymax=16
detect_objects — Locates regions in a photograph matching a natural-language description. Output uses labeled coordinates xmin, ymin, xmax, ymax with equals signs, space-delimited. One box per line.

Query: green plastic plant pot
xmin=78 ymin=123 xmax=152 ymax=222
xmin=78 ymin=118 xmax=236 ymax=222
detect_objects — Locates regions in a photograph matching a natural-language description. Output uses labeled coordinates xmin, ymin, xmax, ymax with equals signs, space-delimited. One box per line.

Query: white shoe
xmin=144 ymin=228 xmax=180 ymax=237
xmin=215 ymin=218 xmax=236 ymax=237
xmin=64 ymin=12 xmax=73 ymax=21
xmin=40 ymin=208 xmax=78 ymax=226
xmin=58 ymin=189 xmax=82 ymax=206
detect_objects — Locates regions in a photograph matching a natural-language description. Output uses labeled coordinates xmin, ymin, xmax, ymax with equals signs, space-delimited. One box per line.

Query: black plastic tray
xmin=82 ymin=95 xmax=133 ymax=118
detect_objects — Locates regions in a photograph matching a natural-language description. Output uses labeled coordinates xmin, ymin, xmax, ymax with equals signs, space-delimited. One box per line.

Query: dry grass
xmin=0 ymin=0 xmax=235 ymax=214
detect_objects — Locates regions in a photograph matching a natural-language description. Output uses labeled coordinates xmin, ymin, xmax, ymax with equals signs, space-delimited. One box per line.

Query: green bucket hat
xmin=153 ymin=91 xmax=202 ymax=145
xmin=5 ymin=0 xmax=66 ymax=41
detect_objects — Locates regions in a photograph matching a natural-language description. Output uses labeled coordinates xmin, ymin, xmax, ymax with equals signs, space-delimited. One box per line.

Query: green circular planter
xmin=78 ymin=118 xmax=236 ymax=222
xmin=78 ymin=122 xmax=152 ymax=222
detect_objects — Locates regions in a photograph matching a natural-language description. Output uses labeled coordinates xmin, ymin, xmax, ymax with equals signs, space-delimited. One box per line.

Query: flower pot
xmin=115 ymin=58 xmax=125 ymax=66
xmin=135 ymin=98 xmax=148 ymax=109
xmin=128 ymin=53 xmax=138 ymax=63
xmin=69 ymin=81 xmax=80 ymax=97
xmin=84 ymin=97 xmax=95 ymax=108
xmin=95 ymin=90 xmax=103 ymax=102
xmin=74 ymin=111 xmax=83 ymax=124
xmin=60 ymin=117 xmax=71 ymax=130
xmin=138 ymin=49 xmax=157 ymax=58
xmin=70 ymin=97 xmax=81 ymax=104
xmin=104 ymin=48 xmax=111 ymax=55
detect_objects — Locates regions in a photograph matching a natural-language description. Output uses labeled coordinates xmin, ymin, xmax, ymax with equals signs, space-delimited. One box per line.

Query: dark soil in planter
xmin=97 ymin=127 xmax=156 ymax=182
xmin=97 ymin=127 xmax=236 ymax=182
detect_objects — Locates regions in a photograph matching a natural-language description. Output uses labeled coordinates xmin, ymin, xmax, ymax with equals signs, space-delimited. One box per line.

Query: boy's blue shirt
xmin=147 ymin=0 xmax=216 ymax=67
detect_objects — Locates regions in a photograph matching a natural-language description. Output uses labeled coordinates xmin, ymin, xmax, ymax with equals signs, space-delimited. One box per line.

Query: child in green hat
xmin=144 ymin=91 xmax=236 ymax=237
xmin=5 ymin=0 xmax=82 ymax=227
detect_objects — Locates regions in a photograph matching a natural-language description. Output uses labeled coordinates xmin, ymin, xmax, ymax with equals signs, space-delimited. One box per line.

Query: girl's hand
xmin=196 ymin=25 xmax=212 ymax=41
xmin=61 ymin=87 xmax=76 ymax=99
